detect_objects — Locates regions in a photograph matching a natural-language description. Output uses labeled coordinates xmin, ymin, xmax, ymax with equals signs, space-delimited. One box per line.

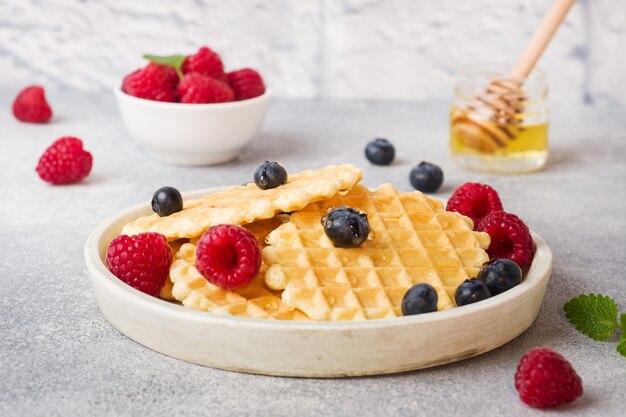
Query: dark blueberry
xmin=455 ymin=278 xmax=491 ymax=306
xmin=151 ymin=186 xmax=183 ymax=217
xmin=254 ymin=161 xmax=288 ymax=190
xmin=477 ymin=258 xmax=522 ymax=296
xmin=365 ymin=138 xmax=395 ymax=165
xmin=409 ymin=162 xmax=444 ymax=193
xmin=321 ymin=206 xmax=371 ymax=248
xmin=401 ymin=283 xmax=438 ymax=316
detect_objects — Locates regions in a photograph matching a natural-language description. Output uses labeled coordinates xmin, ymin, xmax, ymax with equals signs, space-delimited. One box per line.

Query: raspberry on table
xmin=477 ymin=211 xmax=534 ymax=268
xmin=12 ymin=85 xmax=53 ymax=123
xmin=182 ymin=46 xmax=226 ymax=81
xmin=121 ymin=63 xmax=177 ymax=102
xmin=227 ymin=68 xmax=266 ymax=100
xmin=446 ymin=182 xmax=503 ymax=228
xmin=106 ymin=232 xmax=173 ymax=297
xmin=177 ymin=73 xmax=234 ymax=104
xmin=515 ymin=348 xmax=583 ymax=408
xmin=195 ymin=224 xmax=261 ymax=290
xmin=36 ymin=137 xmax=93 ymax=185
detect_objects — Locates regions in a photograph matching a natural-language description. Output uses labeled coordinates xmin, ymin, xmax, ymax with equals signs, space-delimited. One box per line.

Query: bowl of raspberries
xmin=115 ymin=46 xmax=270 ymax=165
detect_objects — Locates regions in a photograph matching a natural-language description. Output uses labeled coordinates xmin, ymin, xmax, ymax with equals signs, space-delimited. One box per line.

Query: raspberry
xmin=515 ymin=348 xmax=583 ymax=408
xmin=196 ymin=224 xmax=261 ymax=290
xmin=121 ymin=63 xmax=176 ymax=102
xmin=36 ymin=137 xmax=93 ymax=185
xmin=106 ymin=232 xmax=173 ymax=297
xmin=227 ymin=68 xmax=266 ymax=100
xmin=12 ymin=86 xmax=52 ymax=123
xmin=177 ymin=73 xmax=234 ymax=104
xmin=446 ymin=182 xmax=503 ymax=227
xmin=182 ymin=46 xmax=226 ymax=81
xmin=477 ymin=211 xmax=534 ymax=268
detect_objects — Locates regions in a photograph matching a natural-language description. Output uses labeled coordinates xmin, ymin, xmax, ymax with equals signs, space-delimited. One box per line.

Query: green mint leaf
xmin=143 ymin=54 xmax=185 ymax=78
xmin=617 ymin=332 xmax=626 ymax=358
xmin=620 ymin=313 xmax=626 ymax=331
xmin=563 ymin=294 xmax=618 ymax=341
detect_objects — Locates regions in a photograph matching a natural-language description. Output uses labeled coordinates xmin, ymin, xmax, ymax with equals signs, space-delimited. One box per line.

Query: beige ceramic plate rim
xmin=85 ymin=186 xmax=552 ymax=330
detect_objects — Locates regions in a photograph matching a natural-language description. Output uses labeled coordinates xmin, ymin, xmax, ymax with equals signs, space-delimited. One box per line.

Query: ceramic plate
xmin=85 ymin=187 xmax=552 ymax=377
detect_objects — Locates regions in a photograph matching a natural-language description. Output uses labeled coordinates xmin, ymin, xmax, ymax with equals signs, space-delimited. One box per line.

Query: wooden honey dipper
xmin=451 ymin=0 xmax=576 ymax=153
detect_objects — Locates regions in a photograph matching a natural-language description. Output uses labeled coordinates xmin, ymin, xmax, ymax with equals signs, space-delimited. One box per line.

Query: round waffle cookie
xmin=168 ymin=217 xmax=309 ymax=320
xmin=263 ymin=184 xmax=491 ymax=321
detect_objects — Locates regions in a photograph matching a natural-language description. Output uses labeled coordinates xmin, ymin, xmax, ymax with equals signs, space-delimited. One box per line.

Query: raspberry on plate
xmin=12 ymin=85 xmax=53 ymax=123
xmin=515 ymin=348 xmax=583 ymax=408
xmin=195 ymin=224 xmax=261 ymax=290
xmin=477 ymin=211 xmax=534 ymax=268
xmin=122 ymin=63 xmax=177 ymax=102
xmin=106 ymin=232 xmax=173 ymax=296
xmin=227 ymin=68 xmax=266 ymax=100
xmin=177 ymin=73 xmax=234 ymax=104
xmin=182 ymin=46 xmax=226 ymax=81
xmin=446 ymin=182 xmax=503 ymax=228
xmin=36 ymin=137 xmax=93 ymax=185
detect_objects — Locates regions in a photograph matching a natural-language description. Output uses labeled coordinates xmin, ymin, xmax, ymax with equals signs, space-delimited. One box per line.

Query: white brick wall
xmin=0 ymin=0 xmax=623 ymax=104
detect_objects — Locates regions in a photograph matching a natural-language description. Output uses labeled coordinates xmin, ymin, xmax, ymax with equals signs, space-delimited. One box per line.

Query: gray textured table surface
xmin=1 ymin=91 xmax=625 ymax=417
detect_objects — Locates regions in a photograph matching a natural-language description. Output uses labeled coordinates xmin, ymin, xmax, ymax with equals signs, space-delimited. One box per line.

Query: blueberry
xmin=151 ymin=186 xmax=183 ymax=217
xmin=455 ymin=279 xmax=491 ymax=306
xmin=477 ymin=258 xmax=522 ymax=296
xmin=321 ymin=206 xmax=371 ymax=248
xmin=365 ymin=138 xmax=395 ymax=165
xmin=409 ymin=162 xmax=444 ymax=193
xmin=254 ymin=161 xmax=288 ymax=190
xmin=401 ymin=283 xmax=438 ymax=315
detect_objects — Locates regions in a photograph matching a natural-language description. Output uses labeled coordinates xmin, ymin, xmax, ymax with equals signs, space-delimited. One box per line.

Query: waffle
xmin=121 ymin=164 xmax=362 ymax=240
xmin=263 ymin=184 xmax=491 ymax=321
xmin=168 ymin=218 xmax=309 ymax=320
xmin=159 ymin=239 xmax=186 ymax=301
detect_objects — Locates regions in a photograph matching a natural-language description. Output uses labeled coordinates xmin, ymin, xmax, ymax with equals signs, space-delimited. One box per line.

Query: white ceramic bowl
xmin=85 ymin=187 xmax=552 ymax=377
xmin=114 ymin=88 xmax=271 ymax=165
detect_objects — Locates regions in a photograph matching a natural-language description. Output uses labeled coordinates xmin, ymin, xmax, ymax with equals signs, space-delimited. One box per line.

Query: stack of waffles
xmin=121 ymin=164 xmax=490 ymax=321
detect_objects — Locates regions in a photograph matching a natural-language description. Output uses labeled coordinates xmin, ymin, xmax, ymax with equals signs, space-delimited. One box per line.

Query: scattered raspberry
xmin=515 ymin=348 xmax=583 ymax=408
xmin=106 ymin=232 xmax=173 ymax=297
xmin=36 ymin=137 xmax=93 ymax=185
xmin=196 ymin=224 xmax=261 ymax=290
xmin=121 ymin=63 xmax=176 ymax=102
xmin=446 ymin=182 xmax=503 ymax=227
xmin=12 ymin=86 xmax=53 ymax=123
xmin=227 ymin=68 xmax=266 ymax=100
xmin=177 ymin=73 xmax=234 ymax=104
xmin=182 ymin=46 xmax=226 ymax=81
xmin=477 ymin=211 xmax=534 ymax=268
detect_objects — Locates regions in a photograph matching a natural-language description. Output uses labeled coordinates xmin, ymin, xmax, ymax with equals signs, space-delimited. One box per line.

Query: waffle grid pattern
xmin=263 ymin=184 xmax=490 ymax=321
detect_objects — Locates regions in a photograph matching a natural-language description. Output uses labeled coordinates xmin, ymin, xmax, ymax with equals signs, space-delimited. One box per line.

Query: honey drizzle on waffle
xmin=263 ymin=184 xmax=490 ymax=321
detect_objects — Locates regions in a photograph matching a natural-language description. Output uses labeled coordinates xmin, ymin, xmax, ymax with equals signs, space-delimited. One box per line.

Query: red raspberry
xmin=227 ymin=68 xmax=266 ymax=100
xmin=106 ymin=232 xmax=173 ymax=297
xmin=196 ymin=224 xmax=261 ymax=290
xmin=515 ymin=348 xmax=583 ymax=408
xmin=446 ymin=182 xmax=503 ymax=227
xmin=36 ymin=137 xmax=93 ymax=185
xmin=182 ymin=46 xmax=226 ymax=81
xmin=121 ymin=63 xmax=176 ymax=102
xmin=12 ymin=85 xmax=53 ymax=123
xmin=477 ymin=211 xmax=534 ymax=268
xmin=177 ymin=73 xmax=234 ymax=104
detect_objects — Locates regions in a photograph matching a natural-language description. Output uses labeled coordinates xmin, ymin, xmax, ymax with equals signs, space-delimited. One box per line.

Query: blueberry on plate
xmin=254 ymin=161 xmax=288 ymax=190
xmin=455 ymin=278 xmax=491 ymax=306
xmin=151 ymin=186 xmax=183 ymax=217
xmin=401 ymin=283 xmax=438 ymax=315
xmin=477 ymin=258 xmax=522 ymax=296
xmin=365 ymin=138 xmax=395 ymax=166
xmin=321 ymin=206 xmax=371 ymax=248
xmin=409 ymin=162 xmax=444 ymax=193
